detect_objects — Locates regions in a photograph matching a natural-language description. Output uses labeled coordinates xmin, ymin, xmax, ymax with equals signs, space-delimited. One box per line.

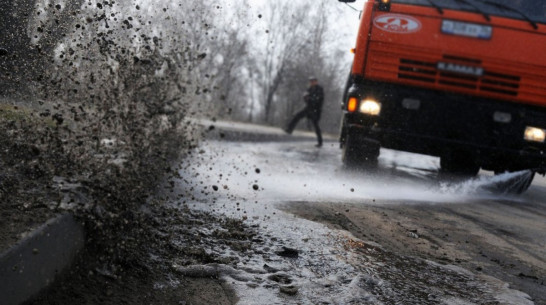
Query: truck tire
xmin=342 ymin=132 xmax=380 ymax=169
xmin=440 ymin=152 xmax=480 ymax=177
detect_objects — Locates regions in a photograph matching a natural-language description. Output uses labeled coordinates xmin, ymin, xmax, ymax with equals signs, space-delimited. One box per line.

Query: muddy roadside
xmin=0 ymin=103 xmax=70 ymax=254
xmin=26 ymin=205 xmax=247 ymax=305
xmin=283 ymin=199 xmax=546 ymax=305
xmin=0 ymin=99 xmax=244 ymax=304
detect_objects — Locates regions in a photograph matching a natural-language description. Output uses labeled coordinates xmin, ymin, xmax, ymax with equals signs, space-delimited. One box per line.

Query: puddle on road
xmin=169 ymin=140 xmax=533 ymax=304
xmin=177 ymin=141 xmax=525 ymax=208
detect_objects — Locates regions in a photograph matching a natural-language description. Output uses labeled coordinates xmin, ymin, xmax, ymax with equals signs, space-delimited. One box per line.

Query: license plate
xmin=441 ymin=20 xmax=492 ymax=39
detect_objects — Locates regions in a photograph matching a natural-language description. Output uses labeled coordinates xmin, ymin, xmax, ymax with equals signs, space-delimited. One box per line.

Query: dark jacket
xmin=304 ymin=84 xmax=324 ymax=121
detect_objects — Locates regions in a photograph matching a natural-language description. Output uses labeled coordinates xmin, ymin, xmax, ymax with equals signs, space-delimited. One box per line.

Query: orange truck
xmin=339 ymin=0 xmax=546 ymax=189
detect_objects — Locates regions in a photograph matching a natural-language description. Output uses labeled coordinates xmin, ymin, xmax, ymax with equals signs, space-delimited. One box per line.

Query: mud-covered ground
xmin=7 ymin=122 xmax=545 ymax=304
xmin=286 ymin=201 xmax=546 ymax=304
xmin=0 ymin=104 xmax=69 ymax=253
xmin=27 ymin=204 xmax=248 ymax=305
xmin=156 ymin=137 xmax=544 ymax=304
xmin=0 ymin=100 xmax=242 ymax=304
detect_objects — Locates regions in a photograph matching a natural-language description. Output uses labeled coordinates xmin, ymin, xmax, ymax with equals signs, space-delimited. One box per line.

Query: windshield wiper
xmin=452 ymin=0 xmax=490 ymax=21
xmin=473 ymin=0 xmax=538 ymax=29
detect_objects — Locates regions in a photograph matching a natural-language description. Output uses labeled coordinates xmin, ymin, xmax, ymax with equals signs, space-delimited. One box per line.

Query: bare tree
xmin=258 ymin=1 xmax=318 ymax=124
xmin=197 ymin=2 xmax=253 ymax=120
xmin=254 ymin=0 xmax=344 ymax=132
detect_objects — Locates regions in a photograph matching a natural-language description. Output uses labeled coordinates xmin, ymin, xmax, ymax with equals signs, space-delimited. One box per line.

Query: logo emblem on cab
xmin=374 ymin=14 xmax=422 ymax=34
xmin=437 ymin=62 xmax=484 ymax=77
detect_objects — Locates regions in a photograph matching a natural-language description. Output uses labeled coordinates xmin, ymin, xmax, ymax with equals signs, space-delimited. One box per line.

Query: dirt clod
xmin=276 ymin=246 xmax=299 ymax=258
xmin=279 ymin=285 xmax=299 ymax=295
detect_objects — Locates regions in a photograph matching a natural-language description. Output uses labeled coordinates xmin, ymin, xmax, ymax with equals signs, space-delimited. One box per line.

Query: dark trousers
xmin=286 ymin=108 xmax=322 ymax=145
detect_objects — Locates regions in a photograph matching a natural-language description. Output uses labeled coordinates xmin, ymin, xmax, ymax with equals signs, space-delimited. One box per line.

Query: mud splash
xmin=439 ymin=170 xmax=535 ymax=196
xmin=178 ymin=141 xmax=531 ymax=209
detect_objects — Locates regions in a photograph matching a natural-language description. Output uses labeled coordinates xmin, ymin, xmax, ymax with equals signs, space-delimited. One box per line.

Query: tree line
xmin=0 ymin=0 xmax=354 ymax=134
xmin=201 ymin=0 xmax=353 ymax=133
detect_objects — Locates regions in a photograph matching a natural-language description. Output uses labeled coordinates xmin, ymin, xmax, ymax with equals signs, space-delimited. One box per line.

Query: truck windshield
xmin=393 ymin=0 xmax=546 ymax=25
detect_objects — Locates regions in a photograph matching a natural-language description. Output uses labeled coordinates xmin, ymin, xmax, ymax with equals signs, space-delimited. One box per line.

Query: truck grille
xmin=398 ymin=56 xmax=520 ymax=97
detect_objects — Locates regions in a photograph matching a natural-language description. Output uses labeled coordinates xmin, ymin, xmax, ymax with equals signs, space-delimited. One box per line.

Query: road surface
xmin=172 ymin=124 xmax=545 ymax=304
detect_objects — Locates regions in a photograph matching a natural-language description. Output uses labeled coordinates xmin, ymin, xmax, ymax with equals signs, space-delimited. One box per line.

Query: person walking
xmin=284 ymin=77 xmax=324 ymax=147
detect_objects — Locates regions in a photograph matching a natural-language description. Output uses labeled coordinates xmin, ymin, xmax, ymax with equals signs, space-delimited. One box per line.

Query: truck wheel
xmin=440 ymin=153 xmax=479 ymax=177
xmin=342 ymin=133 xmax=380 ymax=169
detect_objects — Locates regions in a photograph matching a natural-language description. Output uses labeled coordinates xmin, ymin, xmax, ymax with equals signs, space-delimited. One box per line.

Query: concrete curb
xmin=0 ymin=213 xmax=85 ymax=305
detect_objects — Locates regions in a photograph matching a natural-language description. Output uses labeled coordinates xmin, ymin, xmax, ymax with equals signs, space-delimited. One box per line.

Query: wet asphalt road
xmin=176 ymin=125 xmax=546 ymax=304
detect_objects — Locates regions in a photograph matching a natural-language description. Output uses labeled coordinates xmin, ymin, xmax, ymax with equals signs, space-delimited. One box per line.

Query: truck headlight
xmin=360 ymin=99 xmax=381 ymax=116
xmin=524 ymin=126 xmax=546 ymax=143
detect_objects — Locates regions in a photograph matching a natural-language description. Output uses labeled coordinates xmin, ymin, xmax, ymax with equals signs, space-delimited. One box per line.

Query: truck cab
xmin=340 ymin=0 xmax=546 ymax=190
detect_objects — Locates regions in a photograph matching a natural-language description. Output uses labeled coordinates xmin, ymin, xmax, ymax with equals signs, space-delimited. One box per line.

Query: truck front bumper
xmin=342 ymin=80 xmax=546 ymax=172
